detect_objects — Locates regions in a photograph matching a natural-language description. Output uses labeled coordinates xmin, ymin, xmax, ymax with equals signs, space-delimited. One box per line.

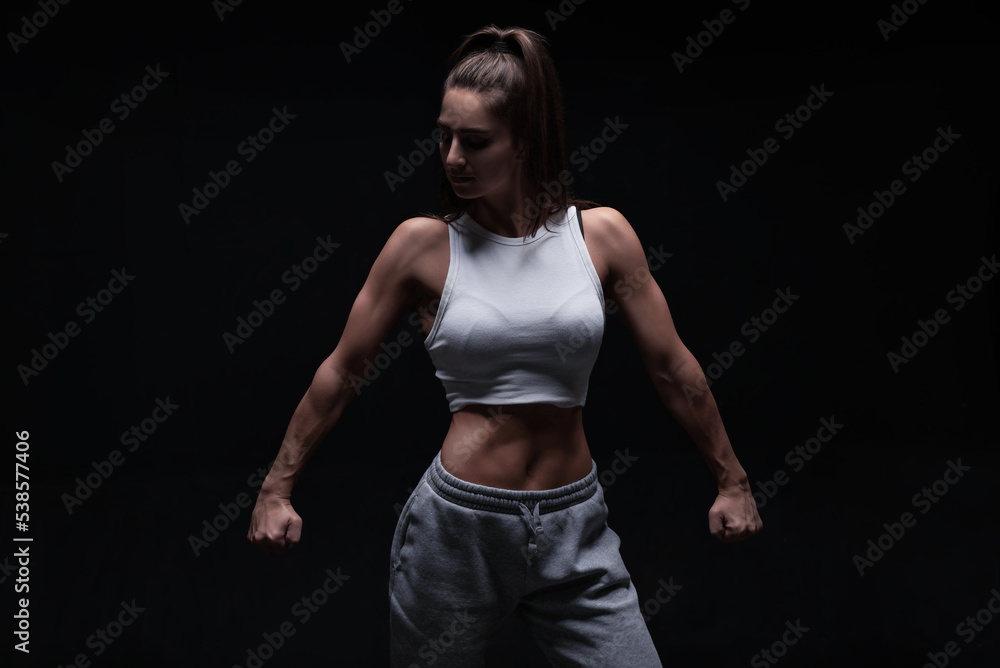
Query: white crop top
xmin=423 ymin=206 xmax=606 ymax=412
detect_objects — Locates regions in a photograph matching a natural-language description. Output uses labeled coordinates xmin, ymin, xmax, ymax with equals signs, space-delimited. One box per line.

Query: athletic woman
xmin=248 ymin=25 xmax=762 ymax=666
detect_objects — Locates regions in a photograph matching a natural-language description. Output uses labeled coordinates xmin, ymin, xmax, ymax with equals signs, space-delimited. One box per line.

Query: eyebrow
xmin=436 ymin=120 xmax=492 ymax=134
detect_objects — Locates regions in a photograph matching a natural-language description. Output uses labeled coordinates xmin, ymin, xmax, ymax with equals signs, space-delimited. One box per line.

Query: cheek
xmin=480 ymin=147 xmax=518 ymax=179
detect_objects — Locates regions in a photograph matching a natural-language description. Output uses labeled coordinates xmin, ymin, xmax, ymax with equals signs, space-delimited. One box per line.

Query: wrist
xmin=715 ymin=467 xmax=749 ymax=493
xmin=260 ymin=472 xmax=294 ymax=500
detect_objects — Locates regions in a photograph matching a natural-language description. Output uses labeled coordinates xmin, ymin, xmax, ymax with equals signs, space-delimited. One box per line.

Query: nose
xmin=444 ymin=140 xmax=466 ymax=171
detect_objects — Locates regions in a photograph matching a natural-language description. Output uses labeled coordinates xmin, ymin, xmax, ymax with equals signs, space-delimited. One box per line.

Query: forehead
xmin=438 ymin=88 xmax=502 ymax=131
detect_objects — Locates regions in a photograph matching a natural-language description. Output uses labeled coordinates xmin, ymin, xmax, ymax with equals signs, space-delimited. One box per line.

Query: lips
xmin=449 ymin=174 xmax=475 ymax=183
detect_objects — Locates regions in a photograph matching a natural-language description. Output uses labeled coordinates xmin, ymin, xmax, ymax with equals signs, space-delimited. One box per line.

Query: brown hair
xmin=434 ymin=25 xmax=596 ymax=239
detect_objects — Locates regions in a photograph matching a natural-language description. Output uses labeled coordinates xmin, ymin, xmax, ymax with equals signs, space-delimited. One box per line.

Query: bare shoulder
xmin=374 ymin=217 xmax=450 ymax=302
xmin=579 ymin=206 xmax=645 ymax=274
xmin=376 ymin=216 xmax=449 ymax=270
xmin=580 ymin=206 xmax=640 ymax=241
xmin=579 ymin=205 xmax=629 ymax=227
xmin=396 ymin=215 xmax=450 ymax=237
xmin=389 ymin=216 xmax=449 ymax=250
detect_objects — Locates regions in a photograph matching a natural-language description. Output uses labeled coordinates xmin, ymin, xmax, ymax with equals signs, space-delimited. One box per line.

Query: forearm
xmin=261 ymin=360 xmax=354 ymax=498
xmin=652 ymin=350 xmax=748 ymax=490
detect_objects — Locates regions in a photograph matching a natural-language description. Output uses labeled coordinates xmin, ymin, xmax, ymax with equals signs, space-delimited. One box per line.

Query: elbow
xmin=650 ymin=345 xmax=699 ymax=387
xmin=650 ymin=348 xmax=713 ymax=408
xmin=309 ymin=355 xmax=355 ymax=412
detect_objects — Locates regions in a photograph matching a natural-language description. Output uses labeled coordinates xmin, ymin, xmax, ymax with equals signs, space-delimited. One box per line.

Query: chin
xmin=451 ymin=182 xmax=482 ymax=198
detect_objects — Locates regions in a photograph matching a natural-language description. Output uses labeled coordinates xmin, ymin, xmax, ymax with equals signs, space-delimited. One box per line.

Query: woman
xmin=248 ymin=25 xmax=762 ymax=666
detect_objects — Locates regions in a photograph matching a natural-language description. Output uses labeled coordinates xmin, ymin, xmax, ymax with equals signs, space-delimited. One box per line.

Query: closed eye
xmin=437 ymin=121 xmax=492 ymax=150
xmin=438 ymin=134 xmax=490 ymax=150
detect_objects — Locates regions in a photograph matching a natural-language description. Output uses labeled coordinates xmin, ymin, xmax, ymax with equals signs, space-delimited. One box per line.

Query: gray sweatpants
xmin=388 ymin=451 xmax=663 ymax=667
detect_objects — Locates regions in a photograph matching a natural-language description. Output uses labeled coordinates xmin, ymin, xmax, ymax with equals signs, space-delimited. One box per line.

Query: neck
xmin=466 ymin=180 xmax=533 ymax=238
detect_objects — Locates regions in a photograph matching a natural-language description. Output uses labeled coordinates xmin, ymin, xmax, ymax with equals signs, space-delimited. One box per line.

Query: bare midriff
xmin=438 ymin=403 xmax=594 ymax=490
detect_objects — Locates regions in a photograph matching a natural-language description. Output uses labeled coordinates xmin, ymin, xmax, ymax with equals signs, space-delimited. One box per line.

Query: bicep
xmin=600 ymin=209 xmax=691 ymax=378
xmin=322 ymin=222 xmax=421 ymax=382
xmin=618 ymin=278 xmax=692 ymax=379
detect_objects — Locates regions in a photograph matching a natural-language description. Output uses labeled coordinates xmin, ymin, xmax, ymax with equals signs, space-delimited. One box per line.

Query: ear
xmin=515 ymin=139 xmax=526 ymax=161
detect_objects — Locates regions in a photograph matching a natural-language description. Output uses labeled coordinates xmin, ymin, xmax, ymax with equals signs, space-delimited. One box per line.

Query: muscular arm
xmin=260 ymin=336 xmax=363 ymax=499
xmin=248 ymin=217 xmax=434 ymax=554
xmin=587 ymin=207 xmax=762 ymax=542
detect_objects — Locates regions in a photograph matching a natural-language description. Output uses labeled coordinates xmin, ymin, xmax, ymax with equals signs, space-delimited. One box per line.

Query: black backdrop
xmin=3 ymin=1 xmax=999 ymax=666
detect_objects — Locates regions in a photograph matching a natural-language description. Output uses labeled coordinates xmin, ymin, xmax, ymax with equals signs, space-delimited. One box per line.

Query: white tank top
xmin=423 ymin=206 xmax=605 ymax=412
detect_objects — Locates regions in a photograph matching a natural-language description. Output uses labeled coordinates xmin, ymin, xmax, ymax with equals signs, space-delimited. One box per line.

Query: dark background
xmin=2 ymin=0 xmax=998 ymax=666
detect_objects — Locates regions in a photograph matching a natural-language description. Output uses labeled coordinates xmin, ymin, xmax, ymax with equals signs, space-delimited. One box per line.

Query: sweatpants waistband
xmin=427 ymin=451 xmax=598 ymax=515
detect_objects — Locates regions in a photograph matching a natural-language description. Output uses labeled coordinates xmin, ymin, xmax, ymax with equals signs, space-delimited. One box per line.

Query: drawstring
xmin=517 ymin=501 xmax=544 ymax=556
xmin=517 ymin=500 xmax=542 ymax=534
